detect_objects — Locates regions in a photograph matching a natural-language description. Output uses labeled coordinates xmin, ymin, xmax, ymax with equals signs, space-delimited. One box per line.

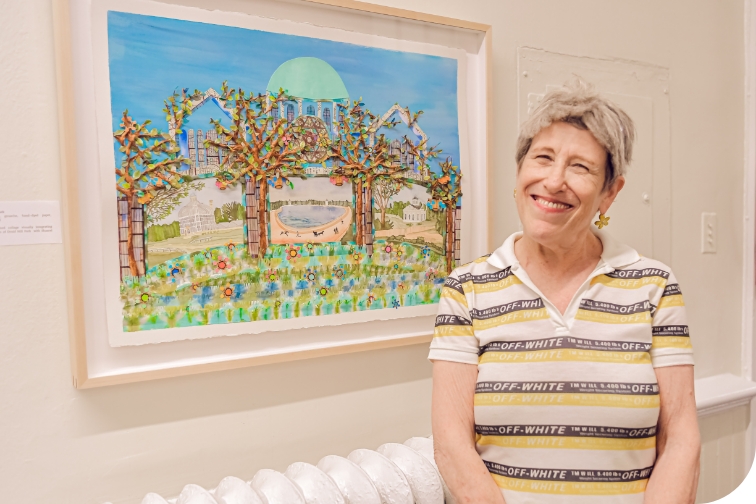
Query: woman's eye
xmin=573 ymin=163 xmax=589 ymax=170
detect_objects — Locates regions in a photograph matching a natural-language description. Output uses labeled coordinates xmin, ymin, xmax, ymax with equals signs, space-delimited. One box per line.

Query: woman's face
xmin=516 ymin=121 xmax=625 ymax=248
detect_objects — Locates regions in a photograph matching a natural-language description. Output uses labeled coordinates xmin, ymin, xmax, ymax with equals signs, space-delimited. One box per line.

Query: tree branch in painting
xmin=429 ymin=157 xmax=462 ymax=273
xmin=144 ymin=180 xmax=205 ymax=224
xmin=327 ymin=99 xmax=404 ymax=254
xmin=204 ymin=82 xmax=308 ymax=257
xmin=401 ymin=130 xmax=464 ymax=273
xmin=113 ymin=89 xmax=196 ymax=278
xmin=373 ymin=178 xmax=402 ymax=228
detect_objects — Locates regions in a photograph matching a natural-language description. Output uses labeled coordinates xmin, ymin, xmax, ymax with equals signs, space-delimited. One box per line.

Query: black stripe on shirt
xmin=661 ymin=283 xmax=682 ymax=297
xmin=476 ymin=381 xmax=660 ymax=395
xmin=483 ymin=460 xmax=654 ymax=482
xmin=470 ymin=299 xmax=545 ymax=320
xmin=579 ymin=299 xmax=653 ymax=315
xmin=435 ymin=314 xmax=472 ymax=327
xmin=475 ymin=424 xmax=657 ymax=439
xmin=605 ymin=268 xmax=670 ymax=280
xmin=652 ymin=325 xmax=689 ymax=336
xmin=480 ymin=336 xmax=651 ymax=354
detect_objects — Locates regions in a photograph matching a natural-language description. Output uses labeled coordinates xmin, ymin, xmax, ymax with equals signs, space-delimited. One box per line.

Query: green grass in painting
xmin=120 ymin=239 xmax=446 ymax=332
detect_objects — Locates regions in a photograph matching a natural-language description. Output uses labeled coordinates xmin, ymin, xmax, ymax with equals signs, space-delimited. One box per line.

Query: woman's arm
xmin=644 ymin=365 xmax=700 ymax=504
xmin=432 ymin=360 xmax=506 ymax=504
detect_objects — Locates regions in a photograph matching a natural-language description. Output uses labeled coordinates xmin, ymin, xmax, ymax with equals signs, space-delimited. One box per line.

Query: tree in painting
xmin=205 ymin=82 xmax=308 ymax=257
xmin=144 ymin=180 xmax=205 ymax=224
xmin=113 ymin=89 xmax=195 ymax=278
xmin=327 ymin=99 xmax=405 ymax=254
xmin=429 ymin=157 xmax=463 ymax=273
xmin=373 ymin=178 xmax=402 ymax=228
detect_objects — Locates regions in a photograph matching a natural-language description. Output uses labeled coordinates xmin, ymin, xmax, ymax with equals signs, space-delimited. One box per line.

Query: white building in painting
xmin=304 ymin=165 xmax=330 ymax=176
xmin=403 ymin=196 xmax=426 ymax=223
xmin=178 ymin=195 xmax=216 ymax=235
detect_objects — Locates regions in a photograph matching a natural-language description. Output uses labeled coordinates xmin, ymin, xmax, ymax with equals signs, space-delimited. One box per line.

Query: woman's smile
xmin=530 ymin=194 xmax=573 ymax=212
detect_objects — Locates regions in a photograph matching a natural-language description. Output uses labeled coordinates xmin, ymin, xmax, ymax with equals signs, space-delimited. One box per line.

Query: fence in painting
xmin=118 ymin=194 xmax=146 ymax=280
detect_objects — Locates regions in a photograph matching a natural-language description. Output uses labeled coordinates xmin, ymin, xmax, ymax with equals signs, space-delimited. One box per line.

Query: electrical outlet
xmin=702 ymin=213 xmax=717 ymax=253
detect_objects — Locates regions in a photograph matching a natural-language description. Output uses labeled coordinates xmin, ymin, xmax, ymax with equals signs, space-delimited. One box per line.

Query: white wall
xmin=697 ymin=407 xmax=751 ymax=503
xmin=0 ymin=0 xmax=748 ymax=502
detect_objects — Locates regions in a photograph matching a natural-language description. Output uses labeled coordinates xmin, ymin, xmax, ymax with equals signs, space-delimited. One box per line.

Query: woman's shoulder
xmin=447 ymin=254 xmax=503 ymax=281
xmin=614 ymin=255 xmax=678 ymax=281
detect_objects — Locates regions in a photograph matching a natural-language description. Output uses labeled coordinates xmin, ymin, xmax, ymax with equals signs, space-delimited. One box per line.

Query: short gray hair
xmin=515 ymin=79 xmax=636 ymax=189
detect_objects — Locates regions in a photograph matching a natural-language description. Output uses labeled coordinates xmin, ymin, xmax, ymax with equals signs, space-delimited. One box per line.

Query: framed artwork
xmin=54 ymin=0 xmax=492 ymax=387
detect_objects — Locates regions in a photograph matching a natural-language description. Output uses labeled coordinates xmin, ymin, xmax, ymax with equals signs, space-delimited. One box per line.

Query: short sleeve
xmin=428 ymin=271 xmax=480 ymax=365
xmin=651 ymin=270 xmax=694 ymax=368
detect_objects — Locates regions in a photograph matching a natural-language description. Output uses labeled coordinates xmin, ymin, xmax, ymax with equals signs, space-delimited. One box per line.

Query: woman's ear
xmin=599 ymin=175 xmax=626 ymax=214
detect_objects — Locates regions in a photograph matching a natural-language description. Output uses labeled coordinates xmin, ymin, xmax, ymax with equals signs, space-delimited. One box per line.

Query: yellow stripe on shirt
xmin=472 ymin=309 xmax=550 ymax=331
xmin=491 ymin=475 xmax=648 ymax=495
xmin=440 ymin=287 xmax=468 ymax=307
xmin=434 ymin=324 xmax=475 ymax=338
xmin=591 ymin=275 xmax=667 ymax=289
xmin=651 ymin=336 xmax=693 ymax=349
xmin=467 ymin=275 xmax=523 ymax=295
xmin=575 ymin=310 xmax=652 ymax=325
xmin=479 ymin=349 xmax=651 ymax=365
xmin=477 ymin=435 xmax=656 ymax=451
xmin=657 ymin=294 xmax=685 ymax=309
xmin=475 ymin=393 xmax=660 ymax=408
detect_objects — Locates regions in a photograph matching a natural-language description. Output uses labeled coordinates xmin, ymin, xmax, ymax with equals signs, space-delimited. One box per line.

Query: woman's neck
xmin=514 ymin=228 xmax=603 ymax=277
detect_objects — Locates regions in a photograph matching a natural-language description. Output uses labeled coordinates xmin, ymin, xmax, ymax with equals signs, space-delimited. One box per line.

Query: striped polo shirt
xmin=428 ymin=230 xmax=694 ymax=504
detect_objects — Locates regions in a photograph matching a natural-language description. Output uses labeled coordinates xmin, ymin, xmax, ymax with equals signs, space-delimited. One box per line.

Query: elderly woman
xmin=429 ymin=81 xmax=700 ymax=504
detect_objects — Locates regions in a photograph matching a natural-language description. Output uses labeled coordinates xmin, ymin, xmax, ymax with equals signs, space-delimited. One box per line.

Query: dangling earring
xmin=594 ymin=213 xmax=610 ymax=229
xmin=513 ymin=189 xmax=517 ymax=199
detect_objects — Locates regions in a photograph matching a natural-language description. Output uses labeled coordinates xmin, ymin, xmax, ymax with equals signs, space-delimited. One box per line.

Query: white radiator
xmin=106 ymin=436 xmax=453 ymax=504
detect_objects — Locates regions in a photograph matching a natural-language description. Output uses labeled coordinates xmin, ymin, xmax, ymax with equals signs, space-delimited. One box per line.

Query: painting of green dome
xmin=266 ymin=57 xmax=349 ymax=100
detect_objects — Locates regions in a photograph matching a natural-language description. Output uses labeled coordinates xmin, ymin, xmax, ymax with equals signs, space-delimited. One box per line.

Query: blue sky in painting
xmin=107 ymin=11 xmax=460 ymax=170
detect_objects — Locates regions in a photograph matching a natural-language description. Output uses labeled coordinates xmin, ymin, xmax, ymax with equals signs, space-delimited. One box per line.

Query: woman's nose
xmin=542 ymin=162 xmax=567 ymax=192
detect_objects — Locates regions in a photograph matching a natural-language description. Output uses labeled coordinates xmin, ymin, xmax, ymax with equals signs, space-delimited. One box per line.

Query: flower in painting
xmin=305 ymin=242 xmax=315 ymax=253
xmin=304 ymin=268 xmax=318 ymax=283
xmin=383 ymin=244 xmax=393 ymax=254
xmin=191 ymin=283 xmax=200 ymax=292
xmin=426 ymin=268 xmax=437 ymax=281
xmin=317 ymin=286 xmax=328 ymax=297
xmin=168 ymin=265 xmax=183 ymax=282
xmin=226 ymin=241 xmax=236 ymax=251
xmin=214 ymin=256 xmax=230 ymax=272
xmin=422 ymin=246 xmax=431 ymax=258
xmin=367 ymin=294 xmax=376 ymax=307
xmin=332 ymin=266 xmax=345 ymax=279
xmin=392 ymin=299 xmax=401 ymax=309
xmin=204 ymin=250 xmax=214 ymax=260
xmin=137 ymin=292 xmax=150 ymax=305
xmin=285 ymin=244 xmax=301 ymax=259
xmin=264 ymin=269 xmax=279 ymax=282
xmin=220 ymin=284 xmax=234 ymax=299
xmin=351 ymin=252 xmax=363 ymax=263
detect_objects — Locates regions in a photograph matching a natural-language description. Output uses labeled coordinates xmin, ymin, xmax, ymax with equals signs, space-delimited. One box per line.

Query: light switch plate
xmin=702 ymin=212 xmax=717 ymax=253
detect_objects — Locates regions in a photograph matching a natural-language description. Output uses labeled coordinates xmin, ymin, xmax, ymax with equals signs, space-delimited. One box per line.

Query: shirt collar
xmin=486 ymin=228 xmax=641 ymax=271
